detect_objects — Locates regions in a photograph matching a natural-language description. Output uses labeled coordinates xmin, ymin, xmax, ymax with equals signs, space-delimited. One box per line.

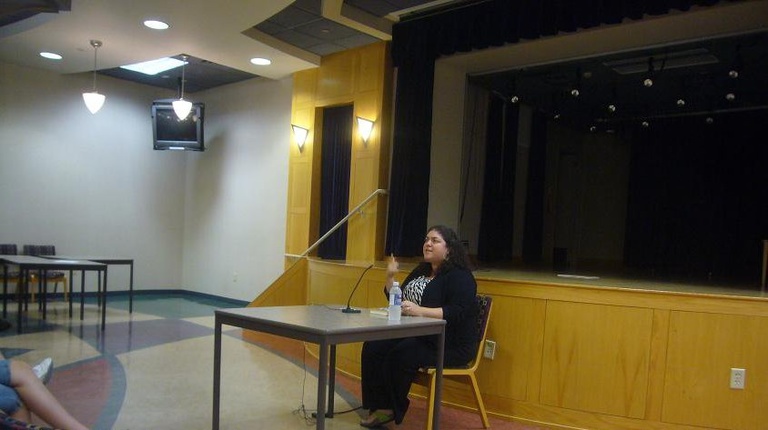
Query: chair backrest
xmin=0 ymin=244 xmax=17 ymax=255
xmin=22 ymin=245 xmax=56 ymax=256
xmin=468 ymin=295 xmax=493 ymax=370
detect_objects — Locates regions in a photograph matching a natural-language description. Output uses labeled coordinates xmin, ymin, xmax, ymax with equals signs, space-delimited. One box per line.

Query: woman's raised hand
xmin=386 ymin=254 xmax=399 ymax=286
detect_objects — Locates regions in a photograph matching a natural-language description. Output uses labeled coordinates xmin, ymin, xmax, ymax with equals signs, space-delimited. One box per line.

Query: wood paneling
xmin=540 ymin=302 xmax=653 ymax=418
xmin=663 ymin=312 xmax=768 ymax=430
xmin=286 ymin=42 xmax=391 ymax=261
xmin=270 ymin=257 xmax=768 ymax=430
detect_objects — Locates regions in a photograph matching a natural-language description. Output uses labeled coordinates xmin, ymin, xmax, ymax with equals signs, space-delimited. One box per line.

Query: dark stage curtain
xmin=625 ymin=110 xmax=768 ymax=283
xmin=478 ymin=99 xmax=518 ymax=262
xmin=387 ymin=0 xmax=724 ymax=256
xmin=522 ymin=111 xmax=548 ymax=264
xmin=318 ymin=105 xmax=353 ymax=260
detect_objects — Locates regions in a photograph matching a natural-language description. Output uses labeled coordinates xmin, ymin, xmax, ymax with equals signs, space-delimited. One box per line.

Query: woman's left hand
xmin=402 ymin=300 xmax=419 ymax=316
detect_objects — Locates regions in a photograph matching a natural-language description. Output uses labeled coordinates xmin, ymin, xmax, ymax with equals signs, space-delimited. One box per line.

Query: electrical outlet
xmin=730 ymin=368 xmax=746 ymax=390
xmin=483 ymin=339 xmax=496 ymax=359
xmin=232 ymin=272 xmax=238 ymax=283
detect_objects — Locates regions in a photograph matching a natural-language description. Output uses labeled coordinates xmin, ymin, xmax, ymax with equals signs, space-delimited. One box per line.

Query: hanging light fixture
xmin=82 ymin=40 xmax=106 ymax=114
xmin=172 ymin=55 xmax=193 ymax=120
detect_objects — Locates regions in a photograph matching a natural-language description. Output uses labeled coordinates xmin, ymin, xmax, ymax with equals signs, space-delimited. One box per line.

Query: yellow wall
xmin=302 ymin=260 xmax=768 ymax=430
xmin=286 ymin=42 xmax=392 ymax=262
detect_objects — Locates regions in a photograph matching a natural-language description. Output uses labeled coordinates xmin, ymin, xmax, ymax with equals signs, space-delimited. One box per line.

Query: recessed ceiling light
xmin=250 ymin=57 xmax=271 ymax=66
xmin=144 ymin=20 xmax=169 ymax=30
xmin=40 ymin=52 xmax=62 ymax=60
xmin=121 ymin=57 xmax=186 ymax=75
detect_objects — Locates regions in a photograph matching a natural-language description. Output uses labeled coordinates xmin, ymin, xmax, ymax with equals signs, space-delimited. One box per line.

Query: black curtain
xmin=522 ymin=111 xmax=548 ymax=264
xmin=478 ymin=98 xmax=518 ymax=263
xmin=318 ymin=105 xmax=353 ymax=260
xmin=387 ymin=0 xmax=724 ymax=256
xmin=625 ymin=110 xmax=768 ymax=283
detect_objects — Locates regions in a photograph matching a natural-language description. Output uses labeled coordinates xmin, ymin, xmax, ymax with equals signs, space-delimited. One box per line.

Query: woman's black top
xmin=398 ymin=262 xmax=479 ymax=365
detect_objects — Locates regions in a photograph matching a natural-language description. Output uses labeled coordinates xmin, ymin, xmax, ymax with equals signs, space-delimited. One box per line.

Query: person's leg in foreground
xmin=0 ymin=357 xmax=88 ymax=430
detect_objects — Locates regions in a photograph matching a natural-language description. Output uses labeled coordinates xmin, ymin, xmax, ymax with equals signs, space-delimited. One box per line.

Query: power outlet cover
xmin=730 ymin=368 xmax=746 ymax=389
xmin=483 ymin=340 xmax=496 ymax=359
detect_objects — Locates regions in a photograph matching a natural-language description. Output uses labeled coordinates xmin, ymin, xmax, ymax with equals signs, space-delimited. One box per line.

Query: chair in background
xmin=0 ymin=244 xmax=22 ymax=297
xmin=413 ymin=295 xmax=493 ymax=430
xmin=22 ymin=245 xmax=69 ymax=302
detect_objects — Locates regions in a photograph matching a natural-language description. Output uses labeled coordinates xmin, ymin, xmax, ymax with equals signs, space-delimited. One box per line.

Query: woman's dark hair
xmin=427 ymin=224 xmax=472 ymax=275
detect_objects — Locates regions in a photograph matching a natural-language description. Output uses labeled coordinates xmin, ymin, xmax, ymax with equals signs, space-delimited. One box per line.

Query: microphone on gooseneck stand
xmin=342 ymin=264 xmax=375 ymax=314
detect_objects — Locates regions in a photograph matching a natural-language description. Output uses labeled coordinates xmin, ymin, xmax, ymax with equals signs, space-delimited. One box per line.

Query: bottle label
xmin=393 ymin=293 xmax=402 ymax=306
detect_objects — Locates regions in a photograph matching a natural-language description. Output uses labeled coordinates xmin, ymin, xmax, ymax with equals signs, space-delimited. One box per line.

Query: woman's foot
xmin=360 ymin=409 xmax=394 ymax=428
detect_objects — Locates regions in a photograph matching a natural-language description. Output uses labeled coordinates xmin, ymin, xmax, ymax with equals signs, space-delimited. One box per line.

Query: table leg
xmin=327 ymin=344 xmax=336 ymax=418
xmin=317 ymin=340 xmax=328 ymax=430
xmin=129 ymin=261 xmax=134 ymax=313
xmin=80 ymin=271 xmax=85 ymax=320
xmin=68 ymin=269 xmax=73 ymax=318
xmin=16 ymin=268 xmax=24 ymax=333
xmin=432 ymin=328 xmax=445 ymax=430
xmin=2 ymin=264 xmax=7 ymax=319
xmin=101 ymin=267 xmax=108 ymax=330
xmin=212 ymin=318 xmax=222 ymax=430
xmin=41 ymin=271 xmax=46 ymax=320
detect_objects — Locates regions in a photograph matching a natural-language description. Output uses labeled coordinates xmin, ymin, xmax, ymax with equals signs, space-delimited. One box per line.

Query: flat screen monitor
xmin=151 ymin=100 xmax=205 ymax=151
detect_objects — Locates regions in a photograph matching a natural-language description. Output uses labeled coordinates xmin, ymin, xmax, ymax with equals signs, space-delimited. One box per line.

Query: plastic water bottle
xmin=388 ymin=282 xmax=402 ymax=321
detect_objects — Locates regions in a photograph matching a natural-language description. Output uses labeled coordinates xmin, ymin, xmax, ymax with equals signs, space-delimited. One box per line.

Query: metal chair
xmin=413 ymin=294 xmax=493 ymax=430
xmin=22 ymin=245 xmax=69 ymax=302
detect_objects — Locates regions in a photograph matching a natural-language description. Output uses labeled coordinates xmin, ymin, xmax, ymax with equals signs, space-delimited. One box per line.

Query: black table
xmin=1 ymin=255 xmax=107 ymax=332
xmin=213 ymin=305 xmax=446 ymax=430
xmin=45 ymin=256 xmax=134 ymax=313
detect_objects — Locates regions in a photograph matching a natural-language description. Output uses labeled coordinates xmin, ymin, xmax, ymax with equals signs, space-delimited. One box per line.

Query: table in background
xmin=1 ymin=255 xmax=107 ymax=332
xmin=213 ymin=305 xmax=446 ymax=430
xmin=47 ymin=256 xmax=134 ymax=313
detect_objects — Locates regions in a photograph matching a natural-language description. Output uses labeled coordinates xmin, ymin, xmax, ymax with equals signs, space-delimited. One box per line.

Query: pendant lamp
xmin=173 ymin=55 xmax=193 ymax=120
xmin=82 ymin=40 xmax=106 ymax=114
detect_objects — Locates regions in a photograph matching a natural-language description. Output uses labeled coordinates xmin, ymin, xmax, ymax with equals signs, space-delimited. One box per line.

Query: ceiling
xmin=0 ymin=0 xmax=474 ymax=92
xmin=1 ymin=0 xmax=765 ymax=125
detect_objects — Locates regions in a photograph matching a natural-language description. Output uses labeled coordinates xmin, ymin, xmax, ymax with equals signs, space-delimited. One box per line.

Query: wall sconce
xmin=356 ymin=117 xmax=374 ymax=145
xmin=292 ymin=124 xmax=309 ymax=152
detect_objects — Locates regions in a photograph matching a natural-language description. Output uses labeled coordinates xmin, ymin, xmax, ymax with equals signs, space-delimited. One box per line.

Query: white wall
xmin=0 ymin=62 xmax=292 ymax=301
xmin=181 ymin=77 xmax=292 ymax=301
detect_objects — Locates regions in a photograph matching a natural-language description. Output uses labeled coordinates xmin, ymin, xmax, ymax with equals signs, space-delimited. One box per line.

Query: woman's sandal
xmin=360 ymin=410 xmax=395 ymax=428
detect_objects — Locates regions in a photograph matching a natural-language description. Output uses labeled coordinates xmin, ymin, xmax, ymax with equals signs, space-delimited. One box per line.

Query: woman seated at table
xmin=359 ymin=225 xmax=478 ymax=427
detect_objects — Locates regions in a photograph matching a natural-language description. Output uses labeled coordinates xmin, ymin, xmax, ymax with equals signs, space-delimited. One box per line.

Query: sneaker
xmin=33 ymin=357 xmax=54 ymax=385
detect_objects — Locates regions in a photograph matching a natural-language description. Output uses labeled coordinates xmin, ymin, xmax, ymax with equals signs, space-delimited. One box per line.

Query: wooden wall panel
xmin=663 ymin=312 xmax=768 ymax=430
xmin=540 ymin=301 xmax=653 ymax=418
xmin=286 ymin=42 xmax=391 ymax=261
xmin=477 ymin=295 xmax=542 ymax=402
xmin=287 ymin=259 xmax=768 ymax=430
xmin=316 ymin=51 xmax=356 ymax=101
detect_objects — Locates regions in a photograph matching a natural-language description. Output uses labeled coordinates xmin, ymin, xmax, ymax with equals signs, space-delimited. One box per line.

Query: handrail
xmin=296 ymin=188 xmax=388 ymax=258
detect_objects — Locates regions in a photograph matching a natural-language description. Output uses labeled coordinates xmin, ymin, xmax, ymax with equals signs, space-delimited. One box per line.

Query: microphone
xmin=342 ymin=264 xmax=374 ymax=314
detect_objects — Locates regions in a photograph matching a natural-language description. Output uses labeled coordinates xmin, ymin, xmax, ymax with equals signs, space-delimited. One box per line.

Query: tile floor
xmin=1 ymin=294 xmax=542 ymax=430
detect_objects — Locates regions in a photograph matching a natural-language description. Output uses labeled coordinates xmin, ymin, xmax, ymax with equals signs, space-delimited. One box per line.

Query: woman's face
xmin=423 ymin=229 xmax=449 ymax=265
